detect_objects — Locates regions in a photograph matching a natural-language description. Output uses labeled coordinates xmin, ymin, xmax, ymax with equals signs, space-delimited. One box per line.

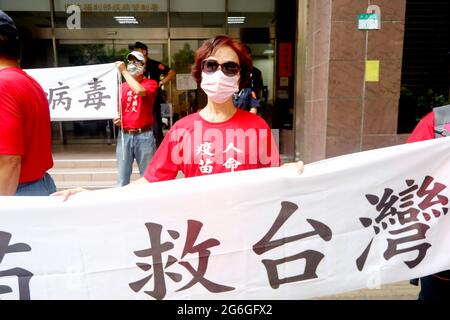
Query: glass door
xmin=169 ymin=40 xmax=202 ymax=123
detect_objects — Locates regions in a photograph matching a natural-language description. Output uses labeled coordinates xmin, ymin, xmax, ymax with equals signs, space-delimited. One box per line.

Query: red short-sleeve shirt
xmin=0 ymin=67 xmax=53 ymax=183
xmin=145 ymin=109 xmax=280 ymax=182
xmin=120 ymin=78 xmax=158 ymax=129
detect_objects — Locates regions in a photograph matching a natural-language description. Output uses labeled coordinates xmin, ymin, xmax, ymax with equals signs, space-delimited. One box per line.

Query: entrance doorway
xmin=6 ymin=0 xmax=277 ymax=146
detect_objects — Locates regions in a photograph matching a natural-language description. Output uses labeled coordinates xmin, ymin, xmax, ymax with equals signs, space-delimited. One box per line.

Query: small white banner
xmin=25 ymin=63 xmax=119 ymax=121
xmin=0 ymin=138 xmax=449 ymax=300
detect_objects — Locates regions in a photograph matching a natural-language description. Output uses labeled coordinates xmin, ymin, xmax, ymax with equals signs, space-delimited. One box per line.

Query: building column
xmin=297 ymin=0 xmax=406 ymax=163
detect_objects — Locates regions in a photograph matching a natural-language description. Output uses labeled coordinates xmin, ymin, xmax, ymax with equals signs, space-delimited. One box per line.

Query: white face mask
xmin=200 ymin=70 xmax=239 ymax=103
xmin=127 ymin=63 xmax=144 ymax=77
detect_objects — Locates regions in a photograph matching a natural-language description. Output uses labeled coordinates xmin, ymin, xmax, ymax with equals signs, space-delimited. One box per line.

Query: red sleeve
xmin=144 ymin=125 xmax=185 ymax=182
xmin=406 ymin=112 xmax=435 ymax=143
xmin=0 ymin=80 xmax=24 ymax=156
xmin=142 ymin=79 xmax=158 ymax=96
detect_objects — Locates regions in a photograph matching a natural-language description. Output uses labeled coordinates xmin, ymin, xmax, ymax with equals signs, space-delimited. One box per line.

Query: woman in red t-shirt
xmin=54 ymin=35 xmax=303 ymax=200
xmin=145 ymin=35 xmax=279 ymax=182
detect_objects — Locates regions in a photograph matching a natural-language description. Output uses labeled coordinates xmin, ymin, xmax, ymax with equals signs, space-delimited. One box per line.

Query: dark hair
xmin=0 ymin=11 xmax=20 ymax=60
xmin=191 ymin=35 xmax=252 ymax=89
xmin=129 ymin=41 xmax=148 ymax=52
xmin=0 ymin=30 xmax=20 ymax=60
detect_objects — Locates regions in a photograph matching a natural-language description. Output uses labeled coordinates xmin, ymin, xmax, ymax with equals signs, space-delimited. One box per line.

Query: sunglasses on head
xmin=201 ymin=59 xmax=240 ymax=77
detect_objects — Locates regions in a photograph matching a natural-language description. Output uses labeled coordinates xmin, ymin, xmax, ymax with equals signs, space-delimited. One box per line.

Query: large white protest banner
xmin=0 ymin=138 xmax=449 ymax=300
xmin=25 ymin=63 xmax=118 ymax=121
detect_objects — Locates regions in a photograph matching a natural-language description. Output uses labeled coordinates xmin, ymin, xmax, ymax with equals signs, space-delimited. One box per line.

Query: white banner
xmin=0 ymin=138 xmax=449 ymax=300
xmin=25 ymin=63 xmax=119 ymax=121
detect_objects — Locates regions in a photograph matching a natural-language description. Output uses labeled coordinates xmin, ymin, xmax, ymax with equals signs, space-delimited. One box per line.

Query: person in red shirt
xmin=406 ymin=112 xmax=436 ymax=143
xmin=54 ymin=36 xmax=303 ymax=200
xmin=0 ymin=10 xmax=55 ymax=196
xmin=114 ymin=51 xmax=158 ymax=186
xmin=129 ymin=41 xmax=177 ymax=147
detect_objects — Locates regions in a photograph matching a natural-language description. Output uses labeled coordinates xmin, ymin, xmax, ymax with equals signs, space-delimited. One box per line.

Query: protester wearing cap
xmin=129 ymin=41 xmax=176 ymax=147
xmin=0 ymin=10 xmax=56 ymax=196
xmin=114 ymin=51 xmax=159 ymax=186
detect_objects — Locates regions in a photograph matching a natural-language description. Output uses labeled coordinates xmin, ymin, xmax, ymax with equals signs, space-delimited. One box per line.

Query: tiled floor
xmin=317 ymin=281 xmax=419 ymax=300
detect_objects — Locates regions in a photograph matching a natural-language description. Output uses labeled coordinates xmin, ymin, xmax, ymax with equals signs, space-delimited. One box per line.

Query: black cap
xmin=0 ymin=10 xmax=18 ymax=36
xmin=129 ymin=41 xmax=148 ymax=51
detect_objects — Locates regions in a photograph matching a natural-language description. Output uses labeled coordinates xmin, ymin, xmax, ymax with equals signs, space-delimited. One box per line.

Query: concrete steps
xmin=49 ymin=158 xmax=140 ymax=190
xmin=50 ymin=159 xmax=117 ymax=169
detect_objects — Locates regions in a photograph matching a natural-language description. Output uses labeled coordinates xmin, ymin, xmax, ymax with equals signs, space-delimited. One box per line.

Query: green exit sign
xmin=358 ymin=13 xmax=380 ymax=30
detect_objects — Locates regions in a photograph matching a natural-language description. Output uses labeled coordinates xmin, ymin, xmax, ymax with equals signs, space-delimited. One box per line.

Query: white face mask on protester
xmin=200 ymin=70 xmax=239 ymax=104
xmin=127 ymin=63 xmax=144 ymax=77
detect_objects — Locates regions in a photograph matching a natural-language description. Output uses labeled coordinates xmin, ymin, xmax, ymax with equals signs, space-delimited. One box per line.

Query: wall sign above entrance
xmin=65 ymin=3 xmax=160 ymax=12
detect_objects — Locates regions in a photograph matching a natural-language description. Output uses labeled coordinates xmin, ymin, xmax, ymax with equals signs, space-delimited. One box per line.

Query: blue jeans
xmin=16 ymin=173 xmax=56 ymax=196
xmin=116 ymin=130 xmax=156 ymax=186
